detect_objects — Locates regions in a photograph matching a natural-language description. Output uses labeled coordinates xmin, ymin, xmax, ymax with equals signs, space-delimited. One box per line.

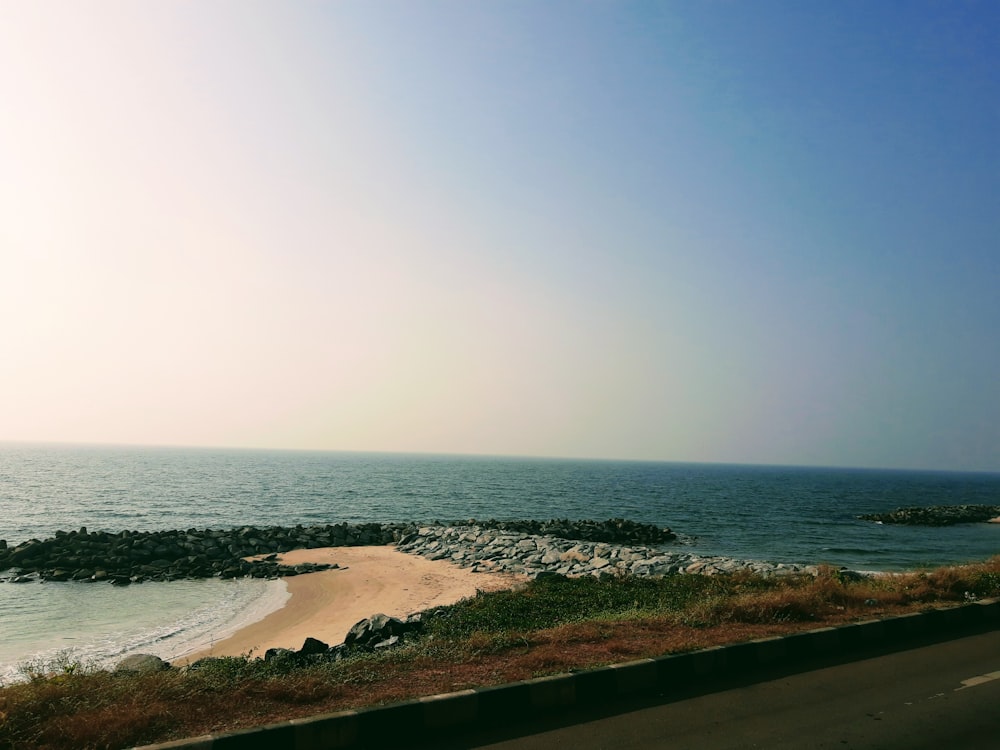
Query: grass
xmin=1 ymin=556 xmax=998 ymax=750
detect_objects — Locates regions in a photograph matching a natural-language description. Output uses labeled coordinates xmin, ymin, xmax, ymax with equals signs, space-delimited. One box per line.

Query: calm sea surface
xmin=1 ymin=444 xmax=998 ymax=680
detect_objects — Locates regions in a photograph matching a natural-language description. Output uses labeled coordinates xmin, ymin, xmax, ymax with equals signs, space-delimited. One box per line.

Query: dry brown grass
xmin=1 ymin=556 xmax=997 ymax=750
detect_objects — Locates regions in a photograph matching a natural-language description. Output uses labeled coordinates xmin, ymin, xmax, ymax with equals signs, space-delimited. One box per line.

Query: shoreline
xmin=176 ymin=545 xmax=525 ymax=663
xmin=4 ymin=515 xmax=994 ymax=674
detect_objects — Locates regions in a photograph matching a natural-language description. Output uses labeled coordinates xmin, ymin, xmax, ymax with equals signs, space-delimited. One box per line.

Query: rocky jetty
xmin=858 ymin=505 xmax=1000 ymax=526
xmin=0 ymin=523 xmax=405 ymax=584
xmin=0 ymin=517 xmax=809 ymax=585
xmin=439 ymin=517 xmax=676 ymax=545
xmin=0 ymin=519 xmax=679 ymax=584
xmin=395 ymin=523 xmax=815 ymax=578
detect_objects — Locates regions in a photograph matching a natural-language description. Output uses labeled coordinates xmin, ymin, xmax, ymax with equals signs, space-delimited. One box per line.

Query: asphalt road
xmin=446 ymin=630 xmax=1000 ymax=750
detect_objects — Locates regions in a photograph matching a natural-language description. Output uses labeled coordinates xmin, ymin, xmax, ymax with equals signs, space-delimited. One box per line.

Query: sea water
xmin=1 ymin=443 xmax=998 ymax=681
xmin=0 ymin=577 xmax=288 ymax=682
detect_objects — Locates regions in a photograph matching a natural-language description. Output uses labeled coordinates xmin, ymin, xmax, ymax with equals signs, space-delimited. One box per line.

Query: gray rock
xmin=299 ymin=636 xmax=329 ymax=655
xmin=373 ymin=635 xmax=400 ymax=649
xmin=392 ymin=521 xmax=815 ymax=580
xmin=345 ymin=613 xmax=402 ymax=647
xmin=116 ymin=653 xmax=170 ymax=673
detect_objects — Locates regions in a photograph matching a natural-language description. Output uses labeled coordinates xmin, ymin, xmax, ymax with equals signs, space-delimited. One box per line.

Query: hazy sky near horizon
xmin=2 ymin=1 xmax=998 ymax=472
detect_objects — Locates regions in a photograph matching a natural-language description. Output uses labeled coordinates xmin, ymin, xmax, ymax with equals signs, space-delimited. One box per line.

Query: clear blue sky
xmin=1 ymin=1 xmax=998 ymax=471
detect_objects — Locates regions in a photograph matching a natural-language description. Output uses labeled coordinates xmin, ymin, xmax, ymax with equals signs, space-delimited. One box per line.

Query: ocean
xmin=1 ymin=443 xmax=998 ymax=682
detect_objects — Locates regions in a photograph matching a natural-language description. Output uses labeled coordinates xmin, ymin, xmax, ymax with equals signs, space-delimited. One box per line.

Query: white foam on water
xmin=0 ymin=577 xmax=289 ymax=684
xmin=155 ymin=578 xmax=290 ymax=662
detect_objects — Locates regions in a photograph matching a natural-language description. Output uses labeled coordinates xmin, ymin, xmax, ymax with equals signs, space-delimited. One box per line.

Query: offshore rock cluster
xmin=858 ymin=504 xmax=1000 ymax=526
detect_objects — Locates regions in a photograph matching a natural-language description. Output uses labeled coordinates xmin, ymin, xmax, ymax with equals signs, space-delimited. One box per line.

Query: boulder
xmin=344 ymin=613 xmax=412 ymax=648
xmin=115 ymin=654 xmax=170 ymax=673
xmin=299 ymin=636 xmax=329 ymax=656
xmin=263 ymin=648 xmax=296 ymax=662
xmin=373 ymin=635 xmax=400 ymax=649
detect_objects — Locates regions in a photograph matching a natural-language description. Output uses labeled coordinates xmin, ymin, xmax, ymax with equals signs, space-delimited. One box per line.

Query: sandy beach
xmin=179 ymin=546 xmax=524 ymax=663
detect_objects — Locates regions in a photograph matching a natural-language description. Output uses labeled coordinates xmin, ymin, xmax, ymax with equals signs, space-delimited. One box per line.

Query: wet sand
xmin=178 ymin=545 xmax=524 ymax=662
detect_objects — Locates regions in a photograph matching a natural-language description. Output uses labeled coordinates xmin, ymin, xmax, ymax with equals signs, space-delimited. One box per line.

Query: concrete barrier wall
xmin=136 ymin=598 xmax=1000 ymax=750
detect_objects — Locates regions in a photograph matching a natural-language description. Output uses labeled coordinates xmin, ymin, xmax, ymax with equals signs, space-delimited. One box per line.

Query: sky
xmin=1 ymin=1 xmax=998 ymax=472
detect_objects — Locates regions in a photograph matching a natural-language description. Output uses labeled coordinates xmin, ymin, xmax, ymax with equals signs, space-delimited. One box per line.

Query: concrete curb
xmin=135 ymin=597 xmax=999 ymax=749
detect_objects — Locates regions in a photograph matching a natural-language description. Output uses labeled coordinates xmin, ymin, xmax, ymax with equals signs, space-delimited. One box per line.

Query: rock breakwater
xmin=440 ymin=518 xmax=677 ymax=545
xmin=0 ymin=519 xmax=678 ymax=584
xmin=858 ymin=505 xmax=1000 ymax=526
xmin=0 ymin=518 xmax=813 ymax=585
xmin=396 ymin=523 xmax=816 ymax=578
xmin=0 ymin=523 xmax=404 ymax=584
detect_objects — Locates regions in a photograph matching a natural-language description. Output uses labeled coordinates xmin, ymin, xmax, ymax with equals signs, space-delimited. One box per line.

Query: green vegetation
xmin=428 ymin=573 xmax=728 ymax=635
xmin=1 ymin=557 xmax=998 ymax=750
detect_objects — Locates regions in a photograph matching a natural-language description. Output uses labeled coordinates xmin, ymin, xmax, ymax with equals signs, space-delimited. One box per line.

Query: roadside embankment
xmin=135 ymin=597 xmax=1000 ymax=750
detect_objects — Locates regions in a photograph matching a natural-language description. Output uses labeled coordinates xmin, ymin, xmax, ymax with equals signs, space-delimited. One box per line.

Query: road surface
xmin=440 ymin=630 xmax=999 ymax=749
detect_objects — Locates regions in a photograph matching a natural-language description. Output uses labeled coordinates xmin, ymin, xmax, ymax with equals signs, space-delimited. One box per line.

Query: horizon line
xmin=1 ymin=438 xmax=998 ymax=477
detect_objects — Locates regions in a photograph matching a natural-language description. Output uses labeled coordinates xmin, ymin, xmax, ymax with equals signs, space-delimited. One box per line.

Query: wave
xmin=0 ymin=578 xmax=288 ymax=684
